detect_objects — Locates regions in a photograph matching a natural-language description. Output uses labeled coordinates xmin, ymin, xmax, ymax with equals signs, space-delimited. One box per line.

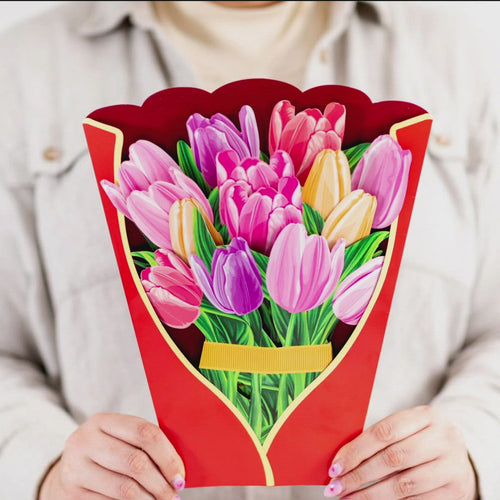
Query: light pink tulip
xmin=141 ymin=249 xmax=203 ymax=328
xmin=101 ymin=139 xmax=212 ymax=249
xmin=266 ymin=224 xmax=345 ymax=313
xmin=268 ymin=100 xmax=346 ymax=183
xmin=332 ymin=256 xmax=384 ymax=325
xmin=351 ymin=134 xmax=412 ymax=229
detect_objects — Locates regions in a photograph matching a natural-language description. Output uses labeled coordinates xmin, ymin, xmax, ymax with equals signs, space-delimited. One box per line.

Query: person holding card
xmin=0 ymin=2 xmax=498 ymax=499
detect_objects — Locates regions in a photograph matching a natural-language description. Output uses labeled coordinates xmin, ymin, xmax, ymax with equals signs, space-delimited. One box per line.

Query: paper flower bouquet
xmin=83 ymin=80 xmax=432 ymax=487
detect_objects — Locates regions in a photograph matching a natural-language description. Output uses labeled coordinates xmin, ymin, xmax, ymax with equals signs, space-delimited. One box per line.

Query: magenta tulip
xmin=332 ymin=256 xmax=384 ymax=325
xmin=101 ymin=140 xmax=213 ymax=250
xmin=217 ymin=149 xmax=301 ymax=254
xmin=266 ymin=224 xmax=345 ymax=313
xmin=351 ymin=134 xmax=412 ymax=229
xmin=141 ymin=249 xmax=203 ymax=328
xmin=268 ymin=100 xmax=346 ymax=183
xmin=187 ymin=105 xmax=260 ymax=188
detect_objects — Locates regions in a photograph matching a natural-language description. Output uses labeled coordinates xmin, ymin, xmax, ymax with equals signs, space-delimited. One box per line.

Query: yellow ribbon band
xmin=199 ymin=342 xmax=333 ymax=374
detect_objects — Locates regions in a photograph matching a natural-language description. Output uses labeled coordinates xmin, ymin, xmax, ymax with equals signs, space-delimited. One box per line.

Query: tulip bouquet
xmin=101 ymin=99 xmax=412 ymax=444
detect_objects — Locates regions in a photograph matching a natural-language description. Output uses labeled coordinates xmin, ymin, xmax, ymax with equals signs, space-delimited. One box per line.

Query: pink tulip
xmin=100 ymin=140 xmax=180 ymax=218
xmin=268 ymin=100 xmax=346 ymax=183
xmin=101 ymin=140 xmax=213 ymax=249
xmin=217 ymin=151 xmax=302 ymax=254
xmin=351 ymin=134 xmax=412 ymax=229
xmin=266 ymin=224 xmax=345 ymax=313
xmin=217 ymin=149 xmax=298 ymax=229
xmin=141 ymin=249 xmax=203 ymax=328
xmin=332 ymin=256 xmax=384 ymax=325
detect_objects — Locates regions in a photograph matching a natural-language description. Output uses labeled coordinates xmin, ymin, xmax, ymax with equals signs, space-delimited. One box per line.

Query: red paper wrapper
xmin=83 ymin=79 xmax=432 ymax=487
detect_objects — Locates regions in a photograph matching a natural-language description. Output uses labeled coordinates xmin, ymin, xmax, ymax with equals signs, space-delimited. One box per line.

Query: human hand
xmin=39 ymin=413 xmax=185 ymax=499
xmin=324 ymin=405 xmax=478 ymax=499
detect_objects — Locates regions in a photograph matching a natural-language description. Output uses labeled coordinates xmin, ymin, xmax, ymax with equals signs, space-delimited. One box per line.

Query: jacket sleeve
xmin=431 ymin=56 xmax=500 ymax=499
xmin=0 ymin=32 xmax=78 ymax=500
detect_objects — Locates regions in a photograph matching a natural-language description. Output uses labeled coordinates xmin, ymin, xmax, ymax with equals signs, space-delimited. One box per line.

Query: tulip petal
xmin=194 ymin=127 xmax=234 ymax=188
xmin=129 ymin=140 xmax=180 ymax=182
xmin=118 ymin=162 xmax=151 ymax=195
xmin=295 ymin=234 xmax=330 ymax=311
xmin=298 ymin=130 xmax=343 ymax=181
xmin=100 ymin=180 xmax=131 ymax=219
xmin=324 ymin=102 xmax=346 ymax=138
xmin=190 ymin=254 xmax=233 ymax=314
xmin=332 ymin=256 xmax=384 ymax=324
xmin=269 ymin=100 xmax=295 ymax=154
xmin=239 ymin=105 xmax=260 ymax=158
xmin=278 ymin=177 xmax=302 ymax=210
xmin=267 ymin=223 xmax=305 ymax=311
xmin=224 ymin=252 xmax=263 ymax=315
xmin=216 ymin=149 xmax=241 ymax=185
xmin=269 ymin=150 xmax=295 ymax=178
xmin=127 ymin=191 xmax=172 ymax=249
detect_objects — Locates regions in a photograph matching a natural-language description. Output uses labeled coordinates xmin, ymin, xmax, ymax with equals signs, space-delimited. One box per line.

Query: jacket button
xmin=43 ymin=146 xmax=62 ymax=161
xmin=434 ymin=134 xmax=451 ymax=147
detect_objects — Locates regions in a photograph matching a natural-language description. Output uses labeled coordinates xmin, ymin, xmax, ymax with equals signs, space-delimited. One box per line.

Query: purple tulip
xmin=332 ymin=256 xmax=384 ymax=325
xmin=217 ymin=150 xmax=302 ymax=254
xmin=187 ymin=105 xmax=260 ymax=188
xmin=266 ymin=224 xmax=345 ymax=313
xmin=351 ymin=135 xmax=412 ymax=229
xmin=189 ymin=238 xmax=263 ymax=316
xmin=101 ymin=139 xmax=213 ymax=250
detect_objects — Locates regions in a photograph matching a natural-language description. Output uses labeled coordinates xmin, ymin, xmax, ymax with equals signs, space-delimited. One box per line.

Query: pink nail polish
xmin=172 ymin=473 xmax=185 ymax=491
xmin=173 ymin=495 xmax=181 ymax=500
xmin=328 ymin=462 xmax=343 ymax=478
xmin=323 ymin=480 xmax=343 ymax=497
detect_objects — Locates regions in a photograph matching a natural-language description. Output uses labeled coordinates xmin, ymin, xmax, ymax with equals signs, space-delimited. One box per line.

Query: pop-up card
xmin=83 ymin=79 xmax=432 ymax=487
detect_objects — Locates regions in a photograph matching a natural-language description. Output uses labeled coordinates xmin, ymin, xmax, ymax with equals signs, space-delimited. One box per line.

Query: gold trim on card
xmin=389 ymin=113 xmax=433 ymax=140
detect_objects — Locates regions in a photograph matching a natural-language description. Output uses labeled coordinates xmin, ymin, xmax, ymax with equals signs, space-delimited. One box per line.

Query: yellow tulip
xmin=170 ymin=198 xmax=223 ymax=264
xmin=302 ymin=149 xmax=351 ymax=220
xmin=321 ymin=189 xmax=377 ymax=248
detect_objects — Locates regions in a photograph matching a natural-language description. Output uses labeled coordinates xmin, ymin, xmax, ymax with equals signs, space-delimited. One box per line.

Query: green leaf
xmin=249 ymin=373 xmax=263 ymax=442
xmin=344 ymin=142 xmax=370 ymax=173
xmin=341 ymin=230 xmax=389 ymax=281
xmin=270 ymin=300 xmax=289 ymax=346
xmin=192 ymin=207 xmax=217 ymax=270
xmin=208 ymin=187 xmax=222 ymax=229
xmin=177 ymin=140 xmax=212 ymax=197
xmin=303 ymin=202 xmax=324 ymax=235
xmin=284 ymin=311 xmax=310 ymax=346
xmin=260 ymin=151 xmax=270 ymax=163
xmin=260 ymin=299 xmax=282 ymax=347
xmin=219 ymin=225 xmax=230 ymax=245
xmin=244 ymin=310 xmax=275 ymax=347
xmin=131 ymin=251 xmax=157 ymax=269
xmin=250 ymin=250 xmax=270 ymax=299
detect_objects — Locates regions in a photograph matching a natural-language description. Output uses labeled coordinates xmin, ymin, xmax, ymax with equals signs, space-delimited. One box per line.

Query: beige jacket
xmin=0 ymin=2 xmax=498 ymax=498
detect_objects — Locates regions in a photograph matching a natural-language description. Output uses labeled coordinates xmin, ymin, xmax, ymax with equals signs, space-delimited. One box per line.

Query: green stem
xmin=249 ymin=373 xmax=262 ymax=443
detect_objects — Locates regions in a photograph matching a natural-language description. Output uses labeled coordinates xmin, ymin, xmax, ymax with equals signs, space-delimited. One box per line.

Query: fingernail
xmin=172 ymin=473 xmax=185 ymax=491
xmin=323 ymin=480 xmax=343 ymax=497
xmin=328 ymin=462 xmax=343 ymax=478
